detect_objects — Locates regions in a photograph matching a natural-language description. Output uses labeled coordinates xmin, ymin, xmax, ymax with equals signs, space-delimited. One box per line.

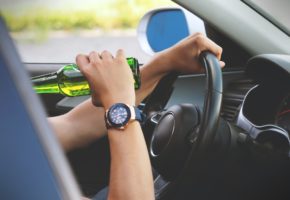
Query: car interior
xmin=1 ymin=0 xmax=290 ymax=199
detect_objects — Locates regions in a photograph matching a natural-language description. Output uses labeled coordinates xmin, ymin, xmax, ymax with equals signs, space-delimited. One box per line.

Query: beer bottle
xmin=32 ymin=57 xmax=141 ymax=97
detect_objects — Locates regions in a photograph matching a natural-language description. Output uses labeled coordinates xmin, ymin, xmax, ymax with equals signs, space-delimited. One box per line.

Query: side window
xmin=0 ymin=0 xmax=175 ymax=64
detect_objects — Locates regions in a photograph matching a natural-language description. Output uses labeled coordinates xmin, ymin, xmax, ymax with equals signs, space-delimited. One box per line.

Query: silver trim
xmin=236 ymin=85 xmax=290 ymax=144
xmin=129 ymin=105 xmax=137 ymax=121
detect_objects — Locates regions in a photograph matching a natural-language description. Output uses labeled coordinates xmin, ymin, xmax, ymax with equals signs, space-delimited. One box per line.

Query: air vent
xmin=221 ymin=78 xmax=255 ymax=122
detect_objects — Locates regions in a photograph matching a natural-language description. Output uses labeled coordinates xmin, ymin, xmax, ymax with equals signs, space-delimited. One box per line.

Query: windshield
xmin=0 ymin=0 xmax=174 ymax=64
xmin=243 ymin=0 xmax=290 ymax=36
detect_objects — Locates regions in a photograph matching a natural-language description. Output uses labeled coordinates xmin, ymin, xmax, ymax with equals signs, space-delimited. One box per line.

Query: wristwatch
xmin=105 ymin=103 xmax=143 ymax=129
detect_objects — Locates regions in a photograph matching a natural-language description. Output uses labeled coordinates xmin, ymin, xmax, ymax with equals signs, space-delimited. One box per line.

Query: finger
xmin=76 ymin=54 xmax=89 ymax=67
xmin=204 ymin=39 xmax=222 ymax=60
xmin=89 ymin=51 xmax=101 ymax=64
xmin=204 ymin=39 xmax=223 ymax=60
xmin=116 ymin=49 xmax=125 ymax=59
xmin=220 ymin=61 xmax=226 ymax=68
xmin=101 ymin=50 xmax=113 ymax=61
xmin=200 ymin=39 xmax=225 ymax=68
xmin=193 ymin=34 xmax=223 ymax=60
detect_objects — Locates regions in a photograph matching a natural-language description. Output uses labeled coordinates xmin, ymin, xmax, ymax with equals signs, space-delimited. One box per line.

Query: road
xmin=13 ymin=31 xmax=152 ymax=65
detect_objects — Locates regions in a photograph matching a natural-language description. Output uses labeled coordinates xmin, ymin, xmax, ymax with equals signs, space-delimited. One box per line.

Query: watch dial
xmin=110 ymin=107 xmax=128 ymax=125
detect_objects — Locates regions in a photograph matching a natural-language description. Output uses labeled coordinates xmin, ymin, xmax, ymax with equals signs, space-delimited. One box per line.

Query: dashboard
xmin=276 ymin=92 xmax=290 ymax=133
xmin=242 ymin=84 xmax=290 ymax=133
xmin=236 ymin=54 xmax=290 ymax=149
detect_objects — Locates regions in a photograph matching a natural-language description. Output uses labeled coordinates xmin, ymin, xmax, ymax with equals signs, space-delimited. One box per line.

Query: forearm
xmin=136 ymin=33 xmax=225 ymax=103
xmin=136 ymin=52 xmax=171 ymax=104
xmin=107 ymin=122 xmax=154 ymax=200
xmin=49 ymin=99 xmax=106 ymax=151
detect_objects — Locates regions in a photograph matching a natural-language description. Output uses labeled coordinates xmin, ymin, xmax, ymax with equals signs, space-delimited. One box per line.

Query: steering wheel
xmin=143 ymin=52 xmax=223 ymax=199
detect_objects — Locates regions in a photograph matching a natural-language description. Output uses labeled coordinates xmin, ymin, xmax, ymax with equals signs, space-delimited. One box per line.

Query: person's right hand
xmin=76 ymin=49 xmax=136 ymax=110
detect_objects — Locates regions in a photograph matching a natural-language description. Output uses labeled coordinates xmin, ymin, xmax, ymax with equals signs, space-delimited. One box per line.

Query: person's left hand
xmin=76 ymin=49 xmax=136 ymax=110
xmin=154 ymin=33 xmax=225 ymax=75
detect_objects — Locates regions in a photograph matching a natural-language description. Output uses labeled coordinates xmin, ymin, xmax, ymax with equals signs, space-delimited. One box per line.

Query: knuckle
xmin=101 ymin=50 xmax=111 ymax=57
xmin=192 ymin=32 xmax=205 ymax=42
xmin=89 ymin=51 xmax=101 ymax=66
xmin=89 ymin=51 xmax=97 ymax=57
xmin=92 ymin=59 xmax=101 ymax=66
xmin=193 ymin=32 xmax=204 ymax=37
xmin=193 ymin=34 xmax=205 ymax=45
xmin=215 ymin=45 xmax=223 ymax=56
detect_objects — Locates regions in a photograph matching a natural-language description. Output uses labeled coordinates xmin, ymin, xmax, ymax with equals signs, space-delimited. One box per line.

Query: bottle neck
xmin=32 ymin=72 xmax=60 ymax=94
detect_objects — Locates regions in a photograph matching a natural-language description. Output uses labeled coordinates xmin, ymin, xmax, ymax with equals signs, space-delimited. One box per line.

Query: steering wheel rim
xmin=147 ymin=51 xmax=223 ymax=199
xmin=195 ymin=51 xmax=223 ymax=149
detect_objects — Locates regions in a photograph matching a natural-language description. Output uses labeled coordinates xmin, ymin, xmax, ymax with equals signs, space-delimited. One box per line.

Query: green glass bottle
xmin=32 ymin=57 xmax=141 ymax=97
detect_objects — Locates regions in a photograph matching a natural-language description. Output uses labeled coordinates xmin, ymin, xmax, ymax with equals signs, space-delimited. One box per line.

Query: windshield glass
xmin=243 ymin=0 xmax=290 ymax=36
xmin=0 ymin=0 xmax=174 ymax=63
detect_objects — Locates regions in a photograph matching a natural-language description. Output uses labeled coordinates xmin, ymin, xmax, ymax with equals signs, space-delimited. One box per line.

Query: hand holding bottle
xmin=31 ymin=57 xmax=140 ymax=100
xmin=76 ymin=50 xmax=136 ymax=109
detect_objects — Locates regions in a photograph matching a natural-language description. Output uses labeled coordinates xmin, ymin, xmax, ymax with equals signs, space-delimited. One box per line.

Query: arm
xmin=136 ymin=33 xmax=224 ymax=103
xmin=50 ymin=33 xmax=224 ymax=151
xmin=77 ymin=49 xmax=154 ymax=200
xmin=48 ymin=102 xmax=105 ymax=151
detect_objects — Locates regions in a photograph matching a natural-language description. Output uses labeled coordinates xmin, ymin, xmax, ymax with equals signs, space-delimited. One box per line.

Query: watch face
xmin=108 ymin=103 xmax=131 ymax=128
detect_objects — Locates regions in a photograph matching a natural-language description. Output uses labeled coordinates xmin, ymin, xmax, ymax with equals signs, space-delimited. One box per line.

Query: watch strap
xmin=132 ymin=106 xmax=143 ymax=122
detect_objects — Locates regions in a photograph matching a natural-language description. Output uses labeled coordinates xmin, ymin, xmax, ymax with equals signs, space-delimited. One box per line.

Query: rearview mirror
xmin=137 ymin=7 xmax=206 ymax=55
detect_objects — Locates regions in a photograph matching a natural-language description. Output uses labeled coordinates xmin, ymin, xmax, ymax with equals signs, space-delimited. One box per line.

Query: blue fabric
xmin=92 ymin=187 xmax=108 ymax=200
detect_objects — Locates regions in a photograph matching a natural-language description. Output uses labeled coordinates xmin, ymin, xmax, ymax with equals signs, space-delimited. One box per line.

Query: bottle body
xmin=32 ymin=57 xmax=140 ymax=97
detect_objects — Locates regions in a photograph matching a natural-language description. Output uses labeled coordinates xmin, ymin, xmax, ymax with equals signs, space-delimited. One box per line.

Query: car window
xmin=243 ymin=0 xmax=290 ymax=36
xmin=0 ymin=0 xmax=175 ymax=64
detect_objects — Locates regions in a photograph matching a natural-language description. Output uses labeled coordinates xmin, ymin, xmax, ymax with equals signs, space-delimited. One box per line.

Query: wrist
xmin=103 ymin=97 xmax=135 ymax=111
xmin=152 ymin=50 xmax=175 ymax=75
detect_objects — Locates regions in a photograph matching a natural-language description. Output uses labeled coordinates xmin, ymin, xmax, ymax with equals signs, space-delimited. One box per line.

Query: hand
xmin=76 ymin=49 xmax=135 ymax=109
xmin=156 ymin=33 xmax=225 ymax=74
